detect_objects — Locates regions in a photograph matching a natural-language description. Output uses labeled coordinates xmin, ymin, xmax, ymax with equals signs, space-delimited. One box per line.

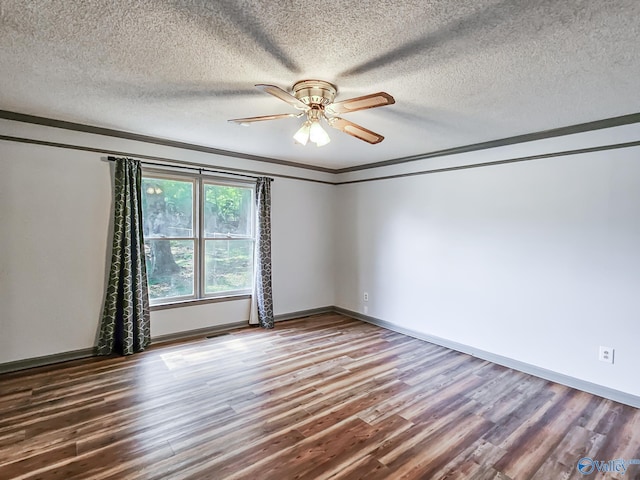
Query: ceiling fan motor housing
xmin=292 ymin=80 xmax=337 ymax=107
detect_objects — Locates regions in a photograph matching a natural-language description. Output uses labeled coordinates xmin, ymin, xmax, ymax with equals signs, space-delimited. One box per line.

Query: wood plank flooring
xmin=1 ymin=313 xmax=639 ymax=479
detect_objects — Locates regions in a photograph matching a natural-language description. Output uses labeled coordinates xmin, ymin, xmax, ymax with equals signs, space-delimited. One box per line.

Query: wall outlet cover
xmin=599 ymin=346 xmax=614 ymax=364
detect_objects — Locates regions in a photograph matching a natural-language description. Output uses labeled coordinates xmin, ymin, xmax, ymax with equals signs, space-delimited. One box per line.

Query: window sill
xmin=150 ymin=294 xmax=252 ymax=311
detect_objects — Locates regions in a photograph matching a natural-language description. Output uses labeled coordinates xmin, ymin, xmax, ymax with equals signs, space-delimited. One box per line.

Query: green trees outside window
xmin=141 ymin=173 xmax=254 ymax=304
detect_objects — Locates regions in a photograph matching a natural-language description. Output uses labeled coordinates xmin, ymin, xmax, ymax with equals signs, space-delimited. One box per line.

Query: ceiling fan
xmin=228 ymin=80 xmax=395 ymax=147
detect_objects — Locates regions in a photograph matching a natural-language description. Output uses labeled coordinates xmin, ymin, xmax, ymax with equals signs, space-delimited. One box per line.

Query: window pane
xmin=204 ymin=240 xmax=253 ymax=294
xmin=142 ymin=178 xmax=193 ymax=238
xmin=145 ymin=240 xmax=194 ymax=301
xmin=204 ymin=184 xmax=252 ymax=237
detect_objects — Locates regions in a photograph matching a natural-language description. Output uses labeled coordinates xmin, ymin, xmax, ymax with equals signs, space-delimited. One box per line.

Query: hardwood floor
xmin=1 ymin=313 xmax=639 ymax=479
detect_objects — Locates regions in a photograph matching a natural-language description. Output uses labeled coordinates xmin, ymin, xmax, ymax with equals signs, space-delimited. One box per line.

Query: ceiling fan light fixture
xmin=309 ymin=120 xmax=330 ymax=147
xmin=231 ymin=80 xmax=394 ymax=146
xmin=293 ymin=121 xmax=311 ymax=145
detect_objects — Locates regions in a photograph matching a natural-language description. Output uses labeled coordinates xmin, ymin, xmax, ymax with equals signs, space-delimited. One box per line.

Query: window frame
xmin=142 ymin=168 xmax=255 ymax=307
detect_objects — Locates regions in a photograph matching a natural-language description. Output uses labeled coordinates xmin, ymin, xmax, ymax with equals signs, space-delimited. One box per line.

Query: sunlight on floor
xmin=160 ymin=337 xmax=250 ymax=370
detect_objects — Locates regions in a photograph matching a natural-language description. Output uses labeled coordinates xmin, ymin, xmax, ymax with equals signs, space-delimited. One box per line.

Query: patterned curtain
xmin=97 ymin=157 xmax=151 ymax=355
xmin=250 ymin=177 xmax=274 ymax=328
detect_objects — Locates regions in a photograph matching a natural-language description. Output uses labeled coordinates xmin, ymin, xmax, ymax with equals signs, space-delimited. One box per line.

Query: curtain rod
xmin=107 ymin=156 xmax=273 ymax=181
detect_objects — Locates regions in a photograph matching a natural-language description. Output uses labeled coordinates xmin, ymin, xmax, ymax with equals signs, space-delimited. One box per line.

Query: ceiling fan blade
xmin=256 ymin=84 xmax=309 ymax=111
xmin=328 ymin=117 xmax=385 ymax=144
xmin=228 ymin=113 xmax=301 ymax=124
xmin=326 ymin=92 xmax=395 ymax=114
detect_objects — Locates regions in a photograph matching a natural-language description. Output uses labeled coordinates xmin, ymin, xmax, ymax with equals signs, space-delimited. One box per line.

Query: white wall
xmin=334 ymin=144 xmax=640 ymax=398
xmin=0 ymin=141 xmax=112 ymax=362
xmin=3 ymin=116 xmax=640 ymax=404
xmin=271 ymin=178 xmax=335 ymax=314
xmin=0 ymin=123 xmax=335 ymax=364
xmin=150 ymin=299 xmax=251 ymax=338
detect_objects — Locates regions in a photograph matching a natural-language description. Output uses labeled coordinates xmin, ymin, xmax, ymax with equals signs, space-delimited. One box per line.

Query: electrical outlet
xmin=363 ymin=292 xmax=369 ymax=302
xmin=599 ymin=346 xmax=614 ymax=364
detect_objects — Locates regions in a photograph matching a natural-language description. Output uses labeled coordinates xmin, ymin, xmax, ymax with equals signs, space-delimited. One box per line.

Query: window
xmin=141 ymin=171 xmax=254 ymax=305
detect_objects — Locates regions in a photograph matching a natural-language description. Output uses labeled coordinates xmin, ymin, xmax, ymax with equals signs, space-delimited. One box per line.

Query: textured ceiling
xmin=1 ymin=0 xmax=639 ymax=170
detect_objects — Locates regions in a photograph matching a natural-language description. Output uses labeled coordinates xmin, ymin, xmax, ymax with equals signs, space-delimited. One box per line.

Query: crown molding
xmin=334 ymin=112 xmax=640 ymax=173
xmin=334 ymin=140 xmax=640 ymax=185
xmin=2 ymin=109 xmax=639 ymax=176
xmin=0 ymin=110 xmax=335 ymax=173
